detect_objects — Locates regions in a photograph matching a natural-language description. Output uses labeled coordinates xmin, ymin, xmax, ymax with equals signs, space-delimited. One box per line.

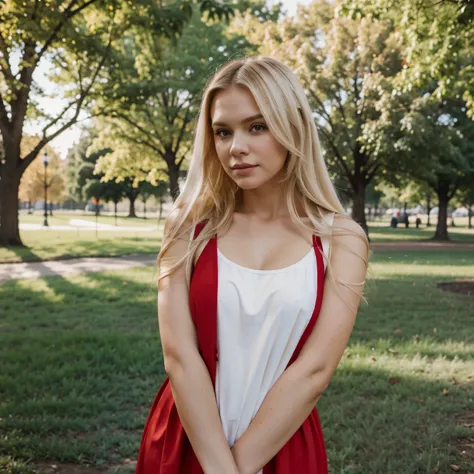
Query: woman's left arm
xmin=231 ymin=217 xmax=369 ymax=474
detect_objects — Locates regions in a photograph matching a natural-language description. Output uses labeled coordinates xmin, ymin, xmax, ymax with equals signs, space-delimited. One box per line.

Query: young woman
xmin=135 ymin=56 xmax=369 ymax=474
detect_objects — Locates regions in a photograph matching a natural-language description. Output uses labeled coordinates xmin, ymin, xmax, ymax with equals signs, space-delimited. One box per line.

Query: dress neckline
xmin=217 ymin=236 xmax=316 ymax=274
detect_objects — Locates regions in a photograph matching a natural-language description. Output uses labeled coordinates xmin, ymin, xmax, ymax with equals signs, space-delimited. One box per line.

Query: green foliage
xmin=66 ymin=127 xmax=111 ymax=204
xmin=339 ymin=0 xmax=474 ymax=117
xmin=86 ymin=6 xmax=249 ymax=189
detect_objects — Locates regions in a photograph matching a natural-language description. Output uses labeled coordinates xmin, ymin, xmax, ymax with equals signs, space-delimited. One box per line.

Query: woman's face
xmin=210 ymin=85 xmax=288 ymax=190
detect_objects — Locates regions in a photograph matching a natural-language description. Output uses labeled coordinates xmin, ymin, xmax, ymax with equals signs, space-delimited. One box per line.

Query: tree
xmin=395 ymin=93 xmax=474 ymax=240
xmin=456 ymin=184 xmax=474 ymax=229
xmin=340 ymin=0 xmax=474 ymax=117
xmin=242 ymin=0 xmax=404 ymax=234
xmin=18 ymin=138 xmax=66 ymax=213
xmin=138 ymin=181 xmax=167 ymax=220
xmin=83 ymin=179 xmax=108 ymax=216
xmin=0 ymin=0 xmax=233 ymax=246
xmin=66 ymin=127 xmax=111 ymax=208
xmin=89 ymin=8 xmax=248 ymax=201
xmin=102 ymin=181 xmax=126 ymax=225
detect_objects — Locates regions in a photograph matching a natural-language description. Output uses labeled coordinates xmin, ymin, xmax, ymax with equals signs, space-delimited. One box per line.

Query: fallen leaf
xmin=371 ymin=356 xmax=377 ymax=362
xmin=443 ymin=388 xmax=450 ymax=396
xmin=388 ymin=348 xmax=399 ymax=354
xmin=450 ymin=464 xmax=461 ymax=472
xmin=389 ymin=377 xmax=400 ymax=385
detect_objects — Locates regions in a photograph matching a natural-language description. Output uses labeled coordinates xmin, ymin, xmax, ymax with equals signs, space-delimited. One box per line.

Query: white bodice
xmin=215 ymin=230 xmax=331 ymax=453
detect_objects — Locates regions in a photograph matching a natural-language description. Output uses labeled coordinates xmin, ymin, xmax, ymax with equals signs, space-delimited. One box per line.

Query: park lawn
xmin=0 ymin=229 xmax=162 ymax=264
xmin=2 ymin=213 xmax=473 ymax=263
xmin=0 ymin=213 xmax=163 ymax=263
xmin=1 ymin=250 xmax=473 ymax=474
xmin=368 ymin=222 xmax=474 ymax=243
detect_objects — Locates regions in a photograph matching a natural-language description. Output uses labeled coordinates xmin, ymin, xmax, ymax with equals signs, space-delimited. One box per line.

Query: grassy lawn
xmin=369 ymin=224 xmax=474 ymax=243
xmin=1 ymin=212 xmax=472 ymax=263
xmin=1 ymin=250 xmax=473 ymax=473
xmin=0 ymin=212 xmax=163 ymax=264
xmin=368 ymin=217 xmax=474 ymax=243
xmin=0 ymin=230 xmax=162 ymax=264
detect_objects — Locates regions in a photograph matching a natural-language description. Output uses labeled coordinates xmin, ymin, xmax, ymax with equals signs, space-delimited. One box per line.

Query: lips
xmin=232 ymin=164 xmax=258 ymax=169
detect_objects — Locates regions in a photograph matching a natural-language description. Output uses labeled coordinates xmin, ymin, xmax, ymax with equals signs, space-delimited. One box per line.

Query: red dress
xmin=135 ymin=222 xmax=328 ymax=473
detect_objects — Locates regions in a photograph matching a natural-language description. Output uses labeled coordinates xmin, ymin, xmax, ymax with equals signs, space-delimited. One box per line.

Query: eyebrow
xmin=211 ymin=114 xmax=264 ymax=128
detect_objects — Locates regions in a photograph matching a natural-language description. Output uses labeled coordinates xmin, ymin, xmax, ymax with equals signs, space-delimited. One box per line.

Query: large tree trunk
xmin=469 ymin=205 xmax=472 ymax=229
xmin=168 ymin=164 xmax=180 ymax=202
xmin=352 ymin=181 xmax=368 ymax=235
xmin=0 ymin=163 xmax=23 ymax=246
xmin=128 ymin=197 xmax=137 ymax=218
xmin=434 ymin=190 xmax=449 ymax=241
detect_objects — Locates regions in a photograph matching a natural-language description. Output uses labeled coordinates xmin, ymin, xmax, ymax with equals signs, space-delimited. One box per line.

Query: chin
xmin=233 ymin=178 xmax=268 ymax=190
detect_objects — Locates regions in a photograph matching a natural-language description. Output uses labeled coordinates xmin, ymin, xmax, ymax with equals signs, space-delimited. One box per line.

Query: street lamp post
xmin=42 ymin=150 xmax=49 ymax=227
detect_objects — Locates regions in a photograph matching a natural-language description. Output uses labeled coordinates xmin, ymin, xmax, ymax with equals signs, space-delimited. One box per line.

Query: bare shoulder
xmin=331 ymin=214 xmax=369 ymax=264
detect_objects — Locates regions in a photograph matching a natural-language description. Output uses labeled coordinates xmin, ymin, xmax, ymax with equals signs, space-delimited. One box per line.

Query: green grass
xmin=368 ymin=220 xmax=474 ymax=243
xmin=1 ymin=250 xmax=473 ymax=473
xmin=1 ymin=213 xmax=472 ymax=264
xmin=0 ymin=212 xmax=163 ymax=263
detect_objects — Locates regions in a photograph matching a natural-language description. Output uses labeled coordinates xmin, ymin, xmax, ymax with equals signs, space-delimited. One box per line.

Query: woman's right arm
xmin=157 ymin=218 xmax=239 ymax=474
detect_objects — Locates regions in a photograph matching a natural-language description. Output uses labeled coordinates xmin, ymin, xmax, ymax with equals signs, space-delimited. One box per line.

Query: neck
xmin=236 ymin=186 xmax=306 ymax=221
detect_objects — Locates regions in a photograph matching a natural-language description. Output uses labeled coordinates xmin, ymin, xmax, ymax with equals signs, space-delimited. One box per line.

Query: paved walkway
xmin=20 ymin=219 xmax=160 ymax=232
xmin=0 ymin=254 xmax=157 ymax=283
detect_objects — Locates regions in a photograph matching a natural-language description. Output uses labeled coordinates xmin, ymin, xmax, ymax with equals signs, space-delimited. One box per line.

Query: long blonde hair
xmin=157 ymin=56 xmax=368 ymax=291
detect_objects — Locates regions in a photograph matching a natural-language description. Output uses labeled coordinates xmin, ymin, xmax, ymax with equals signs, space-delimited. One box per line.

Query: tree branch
xmin=308 ymin=89 xmax=335 ymax=130
xmin=114 ymin=111 xmax=164 ymax=152
xmin=34 ymin=0 xmax=99 ymax=68
xmin=19 ymin=29 xmax=113 ymax=173
xmin=318 ymin=126 xmax=356 ymax=188
xmin=173 ymin=107 xmax=191 ymax=152
xmin=0 ymin=31 xmax=14 ymax=83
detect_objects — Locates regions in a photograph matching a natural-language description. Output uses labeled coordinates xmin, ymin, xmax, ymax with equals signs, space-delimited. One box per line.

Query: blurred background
xmin=0 ymin=1 xmax=473 ymax=473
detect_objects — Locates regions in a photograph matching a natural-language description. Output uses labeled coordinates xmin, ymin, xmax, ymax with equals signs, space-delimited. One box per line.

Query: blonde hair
xmin=157 ymin=56 xmax=368 ymax=296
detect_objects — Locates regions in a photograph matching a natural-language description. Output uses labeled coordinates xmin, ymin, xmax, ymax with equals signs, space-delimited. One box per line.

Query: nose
xmin=229 ymin=132 xmax=249 ymax=156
